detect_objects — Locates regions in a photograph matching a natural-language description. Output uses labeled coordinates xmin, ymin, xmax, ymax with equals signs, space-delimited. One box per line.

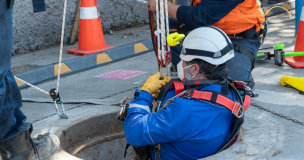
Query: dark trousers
xmin=0 ymin=7 xmax=31 ymax=143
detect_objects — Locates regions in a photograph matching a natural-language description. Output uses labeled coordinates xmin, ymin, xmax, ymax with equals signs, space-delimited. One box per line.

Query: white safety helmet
xmin=180 ymin=26 xmax=234 ymax=65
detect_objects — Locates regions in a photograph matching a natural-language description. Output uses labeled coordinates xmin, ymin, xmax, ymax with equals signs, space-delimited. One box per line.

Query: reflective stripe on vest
xmin=191 ymin=0 xmax=265 ymax=35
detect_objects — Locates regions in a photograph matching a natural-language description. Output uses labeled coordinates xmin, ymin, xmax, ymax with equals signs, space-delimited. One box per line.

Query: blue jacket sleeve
xmin=176 ymin=0 xmax=243 ymax=29
xmin=124 ymin=90 xmax=177 ymax=147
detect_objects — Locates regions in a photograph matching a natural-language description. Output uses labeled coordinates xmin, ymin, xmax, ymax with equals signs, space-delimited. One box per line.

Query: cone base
xmin=285 ymin=56 xmax=304 ymax=68
xmin=67 ymin=45 xmax=115 ymax=55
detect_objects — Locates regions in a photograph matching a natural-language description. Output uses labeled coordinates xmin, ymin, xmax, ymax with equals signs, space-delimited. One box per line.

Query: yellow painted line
xmin=15 ymin=78 xmax=25 ymax=86
xmin=283 ymin=3 xmax=291 ymax=10
xmin=134 ymin=43 xmax=148 ymax=54
xmin=264 ymin=8 xmax=271 ymax=16
xmin=54 ymin=63 xmax=72 ymax=76
xmin=96 ymin=53 xmax=112 ymax=64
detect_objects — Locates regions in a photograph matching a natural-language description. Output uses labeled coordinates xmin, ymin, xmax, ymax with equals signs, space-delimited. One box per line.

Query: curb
xmin=15 ymin=40 xmax=154 ymax=89
xmin=264 ymin=0 xmax=295 ymax=17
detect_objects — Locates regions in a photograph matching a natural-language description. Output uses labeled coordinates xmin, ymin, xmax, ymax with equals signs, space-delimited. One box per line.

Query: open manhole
xmin=59 ymin=112 xmax=135 ymax=160
xmin=52 ymin=107 xmax=284 ymax=160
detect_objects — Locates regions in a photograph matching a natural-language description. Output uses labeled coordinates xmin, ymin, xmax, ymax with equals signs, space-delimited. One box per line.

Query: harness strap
xmin=231 ymin=82 xmax=252 ymax=111
xmin=170 ymin=81 xmax=245 ymax=118
xmin=170 ymin=81 xmax=184 ymax=95
xmin=154 ymin=144 xmax=161 ymax=160
xmin=233 ymin=44 xmax=255 ymax=70
xmin=190 ymin=90 xmax=244 ymax=118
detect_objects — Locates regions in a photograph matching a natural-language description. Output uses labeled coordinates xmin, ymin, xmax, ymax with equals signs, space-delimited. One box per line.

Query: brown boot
xmin=0 ymin=125 xmax=60 ymax=160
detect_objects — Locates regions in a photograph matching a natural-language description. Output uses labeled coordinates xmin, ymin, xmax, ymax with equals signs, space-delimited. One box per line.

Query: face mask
xmin=177 ymin=61 xmax=184 ymax=81
xmin=177 ymin=60 xmax=194 ymax=81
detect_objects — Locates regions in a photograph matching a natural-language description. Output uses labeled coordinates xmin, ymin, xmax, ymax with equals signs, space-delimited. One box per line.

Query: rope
xmin=155 ymin=0 xmax=162 ymax=76
xmin=56 ymin=0 xmax=68 ymax=94
xmin=164 ymin=0 xmax=171 ymax=77
xmin=13 ymin=0 xmax=67 ymax=98
xmin=165 ymin=0 xmax=170 ymax=52
xmin=12 ymin=0 xmax=68 ymax=118
xmin=159 ymin=0 xmax=166 ymax=62
xmin=149 ymin=11 xmax=158 ymax=59
xmin=14 ymin=76 xmax=49 ymax=95
xmin=151 ymin=0 xmax=171 ymax=77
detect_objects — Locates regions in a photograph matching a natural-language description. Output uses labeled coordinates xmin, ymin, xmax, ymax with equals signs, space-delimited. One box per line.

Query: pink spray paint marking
xmin=94 ymin=69 xmax=147 ymax=80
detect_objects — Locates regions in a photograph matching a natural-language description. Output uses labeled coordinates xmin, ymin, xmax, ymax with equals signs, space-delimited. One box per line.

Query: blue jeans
xmin=169 ymin=18 xmax=260 ymax=81
xmin=0 ymin=7 xmax=30 ymax=142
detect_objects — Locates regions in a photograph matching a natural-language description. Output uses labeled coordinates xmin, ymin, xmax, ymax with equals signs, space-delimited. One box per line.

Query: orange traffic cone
xmin=285 ymin=1 xmax=304 ymax=68
xmin=68 ymin=0 xmax=114 ymax=55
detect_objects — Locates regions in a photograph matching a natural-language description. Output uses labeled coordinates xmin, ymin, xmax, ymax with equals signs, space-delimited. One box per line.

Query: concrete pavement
xmin=3 ymin=10 xmax=304 ymax=160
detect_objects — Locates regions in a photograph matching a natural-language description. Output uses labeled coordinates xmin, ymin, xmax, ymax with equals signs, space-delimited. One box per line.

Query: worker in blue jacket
xmin=124 ymin=27 xmax=237 ymax=160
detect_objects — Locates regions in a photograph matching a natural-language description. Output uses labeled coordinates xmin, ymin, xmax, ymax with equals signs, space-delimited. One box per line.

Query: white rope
xmin=159 ymin=0 xmax=166 ymax=62
xmin=164 ymin=0 xmax=171 ymax=76
xmin=12 ymin=0 xmax=68 ymax=119
xmin=156 ymin=0 xmax=161 ymax=61
xmin=165 ymin=0 xmax=170 ymax=52
xmin=14 ymin=76 xmax=49 ymax=95
xmin=155 ymin=0 xmax=163 ymax=76
xmin=56 ymin=0 xmax=68 ymax=94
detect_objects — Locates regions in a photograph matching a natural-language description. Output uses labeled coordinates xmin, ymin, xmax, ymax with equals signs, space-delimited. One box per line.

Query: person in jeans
xmin=0 ymin=1 xmax=60 ymax=159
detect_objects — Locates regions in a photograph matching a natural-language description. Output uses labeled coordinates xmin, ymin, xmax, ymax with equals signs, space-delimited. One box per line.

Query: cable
xmin=56 ymin=0 xmax=68 ymax=94
xmin=265 ymin=6 xmax=292 ymax=20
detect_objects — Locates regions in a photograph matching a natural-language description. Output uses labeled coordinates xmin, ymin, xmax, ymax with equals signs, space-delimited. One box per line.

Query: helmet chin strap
xmin=184 ymin=63 xmax=201 ymax=80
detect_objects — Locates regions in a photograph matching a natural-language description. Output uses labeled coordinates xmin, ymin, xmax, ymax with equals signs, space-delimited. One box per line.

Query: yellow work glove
xmin=140 ymin=72 xmax=171 ymax=94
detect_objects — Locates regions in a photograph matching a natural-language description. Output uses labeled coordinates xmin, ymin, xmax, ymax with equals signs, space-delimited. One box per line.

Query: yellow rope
xmin=265 ymin=6 xmax=292 ymax=20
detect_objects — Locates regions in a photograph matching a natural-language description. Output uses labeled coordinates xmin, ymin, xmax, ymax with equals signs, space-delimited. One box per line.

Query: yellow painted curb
xmin=264 ymin=8 xmax=271 ymax=16
xmin=15 ymin=78 xmax=25 ymax=86
xmin=283 ymin=3 xmax=291 ymax=10
xmin=134 ymin=43 xmax=148 ymax=54
xmin=96 ymin=53 xmax=113 ymax=64
xmin=54 ymin=63 xmax=72 ymax=76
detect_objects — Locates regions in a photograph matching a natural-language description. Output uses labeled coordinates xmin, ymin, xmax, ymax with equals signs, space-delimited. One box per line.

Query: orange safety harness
xmin=157 ymin=78 xmax=255 ymax=153
xmin=166 ymin=80 xmax=250 ymax=115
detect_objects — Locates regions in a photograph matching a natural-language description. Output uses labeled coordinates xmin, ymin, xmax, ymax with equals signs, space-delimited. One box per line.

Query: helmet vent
xmin=213 ymin=51 xmax=222 ymax=58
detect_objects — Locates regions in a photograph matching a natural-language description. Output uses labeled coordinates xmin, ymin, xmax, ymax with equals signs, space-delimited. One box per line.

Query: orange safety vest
xmin=191 ymin=0 xmax=265 ymax=35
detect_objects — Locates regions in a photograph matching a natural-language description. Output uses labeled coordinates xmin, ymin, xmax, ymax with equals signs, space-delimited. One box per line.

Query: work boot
xmin=247 ymin=74 xmax=255 ymax=91
xmin=0 ymin=125 xmax=60 ymax=160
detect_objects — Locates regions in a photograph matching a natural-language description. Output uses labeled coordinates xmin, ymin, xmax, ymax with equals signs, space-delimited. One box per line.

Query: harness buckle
xmin=238 ymin=125 xmax=245 ymax=141
xmin=232 ymin=102 xmax=244 ymax=118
